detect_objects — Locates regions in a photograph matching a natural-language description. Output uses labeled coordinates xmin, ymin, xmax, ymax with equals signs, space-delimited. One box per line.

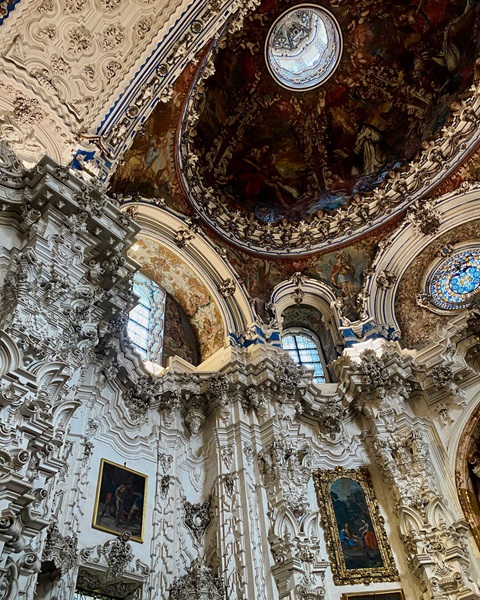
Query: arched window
xmin=281 ymin=328 xmax=328 ymax=384
xmin=127 ymin=273 xmax=166 ymax=374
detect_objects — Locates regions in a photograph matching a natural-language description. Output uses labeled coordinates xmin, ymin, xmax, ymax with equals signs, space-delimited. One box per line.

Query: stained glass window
xmin=265 ymin=5 xmax=342 ymax=91
xmin=282 ymin=330 xmax=327 ymax=383
xmin=427 ymin=247 xmax=480 ymax=311
xmin=127 ymin=273 xmax=166 ymax=371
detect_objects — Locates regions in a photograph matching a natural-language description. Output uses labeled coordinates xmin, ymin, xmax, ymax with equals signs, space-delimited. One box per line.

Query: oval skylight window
xmin=265 ymin=4 xmax=342 ymax=91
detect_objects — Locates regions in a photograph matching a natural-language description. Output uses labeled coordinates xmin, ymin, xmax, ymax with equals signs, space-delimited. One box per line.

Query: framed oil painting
xmin=314 ymin=467 xmax=398 ymax=585
xmin=341 ymin=592 xmax=405 ymax=600
xmin=92 ymin=459 xmax=147 ymax=543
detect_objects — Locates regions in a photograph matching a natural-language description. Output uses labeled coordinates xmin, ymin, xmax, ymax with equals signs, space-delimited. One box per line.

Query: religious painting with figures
xmin=92 ymin=459 xmax=147 ymax=543
xmin=314 ymin=468 xmax=398 ymax=585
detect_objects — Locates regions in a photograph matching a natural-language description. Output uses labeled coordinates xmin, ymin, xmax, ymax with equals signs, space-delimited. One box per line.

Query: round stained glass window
xmin=427 ymin=247 xmax=480 ymax=311
xmin=265 ymin=4 xmax=342 ymax=91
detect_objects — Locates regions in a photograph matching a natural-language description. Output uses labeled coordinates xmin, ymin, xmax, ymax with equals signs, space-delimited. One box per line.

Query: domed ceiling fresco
xmin=178 ymin=0 xmax=480 ymax=255
xmin=112 ymin=0 xmax=480 ymax=327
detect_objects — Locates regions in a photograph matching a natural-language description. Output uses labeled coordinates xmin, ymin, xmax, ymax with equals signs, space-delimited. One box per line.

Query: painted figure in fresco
xmin=127 ymin=492 xmax=144 ymax=525
xmin=359 ymin=518 xmax=378 ymax=551
xmin=330 ymin=251 xmax=356 ymax=297
xmin=353 ymin=125 xmax=390 ymax=176
xmin=240 ymin=144 xmax=297 ymax=210
xmin=115 ymin=483 xmax=133 ymax=527
xmin=430 ymin=0 xmax=480 ymax=76
xmin=340 ymin=523 xmax=358 ymax=547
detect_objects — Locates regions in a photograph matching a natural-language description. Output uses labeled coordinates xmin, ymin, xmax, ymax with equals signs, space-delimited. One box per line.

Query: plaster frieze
xmin=169 ymin=558 xmax=224 ymax=600
xmin=178 ymin=70 xmax=480 ymax=255
xmin=364 ymin=188 xmax=480 ymax=341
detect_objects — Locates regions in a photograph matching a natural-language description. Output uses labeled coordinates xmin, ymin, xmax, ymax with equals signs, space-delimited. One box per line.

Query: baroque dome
xmin=178 ymin=0 xmax=480 ymax=256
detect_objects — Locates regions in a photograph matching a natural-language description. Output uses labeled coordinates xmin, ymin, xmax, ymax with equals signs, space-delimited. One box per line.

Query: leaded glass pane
xmin=427 ymin=247 xmax=480 ymax=311
xmin=288 ymin=349 xmax=299 ymax=362
xmin=127 ymin=273 xmax=166 ymax=365
xmin=282 ymin=335 xmax=296 ymax=349
xmin=299 ymin=348 xmax=320 ymax=362
xmin=296 ymin=336 xmax=317 ymax=350
xmin=281 ymin=331 xmax=327 ymax=384
xmin=129 ymin=304 xmax=150 ymax=329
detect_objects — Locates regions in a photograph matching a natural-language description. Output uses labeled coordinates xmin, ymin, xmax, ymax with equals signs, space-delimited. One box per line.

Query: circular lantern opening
xmin=265 ymin=4 xmax=343 ymax=91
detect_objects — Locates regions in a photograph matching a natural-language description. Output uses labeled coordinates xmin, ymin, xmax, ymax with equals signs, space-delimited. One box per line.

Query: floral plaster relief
xmin=395 ymin=220 xmax=480 ymax=349
xmin=129 ymin=237 xmax=224 ymax=360
xmin=0 ymin=0 xmax=187 ymax=128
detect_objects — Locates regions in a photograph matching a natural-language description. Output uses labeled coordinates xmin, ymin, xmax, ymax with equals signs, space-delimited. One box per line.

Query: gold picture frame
xmin=314 ymin=467 xmax=398 ymax=585
xmin=341 ymin=592 xmax=405 ymax=600
xmin=92 ymin=459 xmax=147 ymax=543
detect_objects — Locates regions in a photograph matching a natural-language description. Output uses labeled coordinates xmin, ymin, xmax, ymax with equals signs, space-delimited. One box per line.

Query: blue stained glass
xmin=282 ymin=335 xmax=296 ymax=349
xmin=281 ymin=331 xmax=326 ymax=384
xmin=296 ymin=336 xmax=317 ymax=350
xmin=428 ymin=248 xmax=480 ymax=311
xmin=449 ymin=266 xmax=480 ymax=294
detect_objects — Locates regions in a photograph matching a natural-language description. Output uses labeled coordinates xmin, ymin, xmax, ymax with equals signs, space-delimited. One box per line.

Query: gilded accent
xmin=313 ymin=467 xmax=398 ymax=586
xmin=92 ymin=458 xmax=148 ymax=544
xmin=455 ymin=402 xmax=480 ymax=552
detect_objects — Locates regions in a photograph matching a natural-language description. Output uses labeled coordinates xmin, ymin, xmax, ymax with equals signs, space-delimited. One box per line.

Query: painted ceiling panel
xmin=129 ymin=237 xmax=225 ymax=360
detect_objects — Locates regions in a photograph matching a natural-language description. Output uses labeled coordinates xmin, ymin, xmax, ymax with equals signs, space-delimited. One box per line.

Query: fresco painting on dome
xmin=192 ymin=0 xmax=480 ymax=223
xmin=92 ymin=459 xmax=147 ymax=543
xmin=111 ymin=62 xmax=196 ymax=207
xmin=314 ymin=468 xmax=398 ymax=584
xmin=225 ymin=240 xmax=374 ymax=321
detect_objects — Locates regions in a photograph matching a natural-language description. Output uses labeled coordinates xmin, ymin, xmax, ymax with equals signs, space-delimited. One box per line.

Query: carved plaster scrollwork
xmin=376 ymin=269 xmax=397 ymax=290
xmin=80 ymin=532 xmax=136 ymax=580
xmin=269 ymin=512 xmax=327 ymax=600
xmin=342 ymin=342 xmax=480 ymax=600
xmin=185 ymin=406 xmax=206 ymax=437
xmin=218 ymin=278 xmax=236 ymax=298
xmin=41 ymin=522 xmax=78 ymax=574
xmin=208 ymin=372 xmax=230 ymax=422
xmin=182 ymin=498 xmax=212 ymax=546
xmin=258 ymin=434 xmax=312 ymax=518
xmin=106 ymin=532 xmax=134 ymax=579
xmin=274 ymin=354 xmax=303 ymax=403
xmin=159 ymin=451 xmax=173 ymax=499
xmin=407 ymin=199 xmax=442 ymax=236
xmin=169 ymin=558 xmax=224 ymax=600
xmin=178 ymin=68 xmax=480 ymax=255
xmin=430 ymin=364 xmax=466 ymax=405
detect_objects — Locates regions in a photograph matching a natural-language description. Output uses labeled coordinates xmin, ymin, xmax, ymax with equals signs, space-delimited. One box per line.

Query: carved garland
xmin=178 ymin=71 xmax=480 ymax=255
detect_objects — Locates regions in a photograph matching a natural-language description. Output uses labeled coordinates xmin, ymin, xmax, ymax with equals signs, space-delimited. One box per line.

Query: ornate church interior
xmin=1 ymin=0 xmax=480 ymax=599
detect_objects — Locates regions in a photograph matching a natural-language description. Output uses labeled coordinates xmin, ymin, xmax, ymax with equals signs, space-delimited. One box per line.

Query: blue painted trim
xmin=0 ymin=0 xmax=20 ymax=27
xmin=97 ymin=0 xmax=202 ymax=134
xmin=71 ymin=149 xmax=96 ymax=171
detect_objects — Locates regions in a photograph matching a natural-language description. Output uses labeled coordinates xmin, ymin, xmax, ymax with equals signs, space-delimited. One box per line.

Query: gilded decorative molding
xmin=313 ymin=467 xmax=399 ymax=586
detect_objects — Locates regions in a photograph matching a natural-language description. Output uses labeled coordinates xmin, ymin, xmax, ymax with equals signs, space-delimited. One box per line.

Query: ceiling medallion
xmin=265 ymin=4 xmax=342 ymax=91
